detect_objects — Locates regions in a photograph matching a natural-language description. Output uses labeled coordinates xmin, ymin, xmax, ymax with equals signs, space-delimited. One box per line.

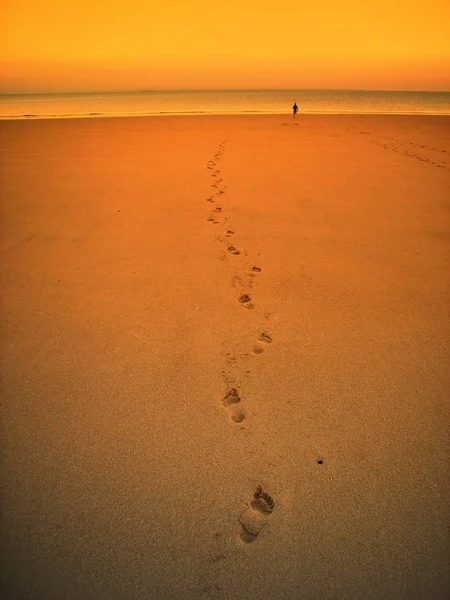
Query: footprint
xmin=239 ymin=295 xmax=254 ymax=310
xmin=222 ymin=388 xmax=246 ymax=423
xmin=252 ymin=332 xmax=272 ymax=354
xmin=227 ymin=246 xmax=240 ymax=255
xmin=222 ymin=387 xmax=240 ymax=406
xmin=249 ymin=266 xmax=262 ymax=278
xmin=226 ymin=230 xmax=235 ymax=236
xmin=214 ymin=207 xmax=222 ymax=212
xmin=239 ymin=486 xmax=275 ymax=543
xmin=253 ymin=346 xmax=264 ymax=355
xmin=259 ymin=332 xmax=272 ymax=343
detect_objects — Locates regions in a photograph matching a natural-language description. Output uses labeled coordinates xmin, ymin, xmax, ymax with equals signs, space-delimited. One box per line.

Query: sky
xmin=1 ymin=0 xmax=449 ymax=93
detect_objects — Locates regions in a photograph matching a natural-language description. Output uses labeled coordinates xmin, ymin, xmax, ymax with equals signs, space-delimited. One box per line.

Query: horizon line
xmin=1 ymin=87 xmax=450 ymax=97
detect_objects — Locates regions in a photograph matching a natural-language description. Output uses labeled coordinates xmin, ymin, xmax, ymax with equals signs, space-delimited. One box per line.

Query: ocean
xmin=1 ymin=89 xmax=449 ymax=120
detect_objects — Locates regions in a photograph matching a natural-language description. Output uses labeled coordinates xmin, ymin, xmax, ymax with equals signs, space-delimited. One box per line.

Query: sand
xmin=0 ymin=114 xmax=449 ymax=599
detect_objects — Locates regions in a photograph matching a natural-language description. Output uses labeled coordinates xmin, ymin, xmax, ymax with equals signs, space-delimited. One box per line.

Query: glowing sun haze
xmin=1 ymin=0 xmax=449 ymax=93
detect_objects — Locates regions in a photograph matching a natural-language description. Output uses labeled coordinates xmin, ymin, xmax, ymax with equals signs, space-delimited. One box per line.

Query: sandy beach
xmin=1 ymin=114 xmax=449 ymax=599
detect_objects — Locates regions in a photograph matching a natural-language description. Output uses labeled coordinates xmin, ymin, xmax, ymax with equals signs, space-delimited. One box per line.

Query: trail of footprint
xmin=222 ymin=388 xmax=246 ymax=423
xmin=252 ymin=332 xmax=272 ymax=354
xmin=360 ymin=133 xmax=449 ymax=170
xmin=204 ymin=144 xmax=229 ymax=231
xmin=206 ymin=143 xmax=280 ymax=545
xmin=239 ymin=486 xmax=275 ymax=543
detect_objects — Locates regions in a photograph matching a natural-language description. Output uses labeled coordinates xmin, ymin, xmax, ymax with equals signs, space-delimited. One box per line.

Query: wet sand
xmin=1 ymin=114 xmax=449 ymax=599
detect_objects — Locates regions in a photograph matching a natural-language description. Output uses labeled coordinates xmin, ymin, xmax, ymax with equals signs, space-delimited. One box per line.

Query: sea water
xmin=1 ymin=89 xmax=449 ymax=120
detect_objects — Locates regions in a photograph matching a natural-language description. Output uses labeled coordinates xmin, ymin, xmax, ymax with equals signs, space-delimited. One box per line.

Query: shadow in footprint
xmin=239 ymin=486 xmax=275 ymax=543
xmin=227 ymin=246 xmax=240 ymax=255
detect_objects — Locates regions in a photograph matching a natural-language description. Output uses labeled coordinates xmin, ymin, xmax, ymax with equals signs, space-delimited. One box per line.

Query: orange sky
xmin=1 ymin=0 xmax=449 ymax=93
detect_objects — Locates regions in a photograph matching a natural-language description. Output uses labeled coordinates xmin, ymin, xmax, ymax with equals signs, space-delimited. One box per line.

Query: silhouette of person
xmin=292 ymin=102 xmax=298 ymax=117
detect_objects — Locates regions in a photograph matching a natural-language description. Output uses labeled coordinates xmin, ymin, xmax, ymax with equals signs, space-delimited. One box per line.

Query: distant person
xmin=292 ymin=102 xmax=298 ymax=117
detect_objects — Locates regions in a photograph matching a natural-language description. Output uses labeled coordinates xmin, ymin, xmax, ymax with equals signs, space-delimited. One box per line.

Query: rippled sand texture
xmin=1 ymin=115 xmax=449 ymax=599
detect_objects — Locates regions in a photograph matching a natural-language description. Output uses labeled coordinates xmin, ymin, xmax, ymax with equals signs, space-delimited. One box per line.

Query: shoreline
xmin=2 ymin=109 xmax=450 ymax=121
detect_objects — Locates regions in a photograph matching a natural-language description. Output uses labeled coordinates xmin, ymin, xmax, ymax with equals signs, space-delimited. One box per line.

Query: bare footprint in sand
xmin=253 ymin=332 xmax=272 ymax=354
xmin=239 ymin=486 xmax=275 ymax=543
xmin=249 ymin=266 xmax=262 ymax=277
xmin=239 ymin=295 xmax=255 ymax=310
xmin=222 ymin=388 xmax=246 ymax=423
